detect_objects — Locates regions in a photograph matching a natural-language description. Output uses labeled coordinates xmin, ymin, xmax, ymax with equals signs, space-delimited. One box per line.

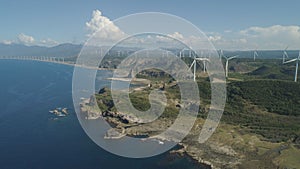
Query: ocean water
xmin=0 ymin=60 xmax=206 ymax=169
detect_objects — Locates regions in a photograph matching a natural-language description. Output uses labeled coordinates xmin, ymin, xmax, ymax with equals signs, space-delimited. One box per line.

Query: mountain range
xmin=0 ymin=43 xmax=298 ymax=59
xmin=0 ymin=43 xmax=82 ymax=57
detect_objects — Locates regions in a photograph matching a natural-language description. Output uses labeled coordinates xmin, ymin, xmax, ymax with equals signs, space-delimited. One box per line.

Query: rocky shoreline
xmin=80 ymin=96 xmax=216 ymax=168
xmin=79 ymin=86 xmax=299 ymax=169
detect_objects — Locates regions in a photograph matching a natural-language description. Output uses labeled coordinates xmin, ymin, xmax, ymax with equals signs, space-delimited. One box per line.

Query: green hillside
xmin=223 ymin=80 xmax=300 ymax=142
xmin=93 ymin=66 xmax=300 ymax=168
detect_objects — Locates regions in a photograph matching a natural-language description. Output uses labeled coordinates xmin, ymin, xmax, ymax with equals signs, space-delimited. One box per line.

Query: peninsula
xmin=81 ymin=58 xmax=300 ymax=169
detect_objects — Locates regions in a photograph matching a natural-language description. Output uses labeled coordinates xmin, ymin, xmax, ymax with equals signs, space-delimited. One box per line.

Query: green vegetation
xmin=230 ymin=80 xmax=300 ymax=116
xmin=95 ymin=88 xmax=115 ymax=112
xmin=225 ymin=80 xmax=300 ymax=142
xmin=94 ymin=58 xmax=300 ymax=168
xmin=274 ymin=145 xmax=300 ymax=168
xmin=97 ymin=67 xmax=300 ymax=142
xmin=96 ymin=71 xmax=181 ymax=120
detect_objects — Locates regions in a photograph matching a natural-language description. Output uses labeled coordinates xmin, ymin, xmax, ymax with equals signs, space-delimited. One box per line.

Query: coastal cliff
xmin=80 ymin=78 xmax=300 ymax=169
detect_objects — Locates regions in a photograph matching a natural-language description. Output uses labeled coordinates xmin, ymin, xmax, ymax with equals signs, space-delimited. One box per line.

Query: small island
xmin=49 ymin=107 xmax=68 ymax=117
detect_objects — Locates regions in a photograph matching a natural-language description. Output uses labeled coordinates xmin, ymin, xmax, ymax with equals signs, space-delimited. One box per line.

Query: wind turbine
xmin=282 ymin=46 xmax=289 ymax=63
xmin=217 ymin=49 xmax=225 ymax=60
xmin=223 ymin=55 xmax=238 ymax=78
xmin=165 ymin=51 xmax=171 ymax=57
xmin=178 ymin=51 xmax=182 ymax=58
xmin=189 ymin=56 xmax=210 ymax=81
xmin=180 ymin=48 xmax=192 ymax=58
xmin=219 ymin=50 xmax=238 ymax=78
xmin=253 ymin=49 xmax=258 ymax=61
xmin=283 ymin=51 xmax=300 ymax=82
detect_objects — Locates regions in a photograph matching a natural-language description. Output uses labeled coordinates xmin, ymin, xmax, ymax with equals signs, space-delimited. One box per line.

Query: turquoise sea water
xmin=0 ymin=60 xmax=207 ymax=169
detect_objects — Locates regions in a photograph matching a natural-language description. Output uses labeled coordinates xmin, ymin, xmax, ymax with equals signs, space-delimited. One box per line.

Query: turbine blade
xmin=284 ymin=51 xmax=289 ymax=57
xmin=283 ymin=46 xmax=289 ymax=58
xmin=284 ymin=58 xmax=298 ymax=64
xmin=189 ymin=60 xmax=195 ymax=70
xmin=228 ymin=55 xmax=239 ymax=60
xmin=284 ymin=46 xmax=289 ymax=51
xmin=195 ymin=58 xmax=210 ymax=61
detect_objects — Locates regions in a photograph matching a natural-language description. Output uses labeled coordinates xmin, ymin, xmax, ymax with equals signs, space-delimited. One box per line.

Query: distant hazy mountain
xmin=0 ymin=43 xmax=82 ymax=57
xmin=0 ymin=43 xmax=298 ymax=60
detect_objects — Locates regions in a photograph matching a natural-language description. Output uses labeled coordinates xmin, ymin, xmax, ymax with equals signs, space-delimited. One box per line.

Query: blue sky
xmin=1 ymin=0 xmax=300 ymax=49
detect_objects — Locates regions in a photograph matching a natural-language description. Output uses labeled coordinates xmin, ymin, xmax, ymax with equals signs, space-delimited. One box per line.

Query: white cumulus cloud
xmin=86 ymin=10 xmax=126 ymax=42
xmin=83 ymin=11 xmax=300 ymax=50
xmin=207 ymin=25 xmax=300 ymax=50
xmin=240 ymin=25 xmax=300 ymax=38
xmin=208 ymin=35 xmax=222 ymax=42
xmin=1 ymin=34 xmax=60 ymax=47
xmin=2 ymin=40 xmax=13 ymax=45
xmin=40 ymin=38 xmax=59 ymax=47
xmin=168 ymin=32 xmax=184 ymax=40
xmin=18 ymin=33 xmax=35 ymax=45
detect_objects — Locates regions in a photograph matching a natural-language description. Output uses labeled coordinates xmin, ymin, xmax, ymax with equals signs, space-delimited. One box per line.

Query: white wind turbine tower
xmin=218 ymin=49 xmax=224 ymax=60
xmin=223 ymin=54 xmax=238 ymax=78
xmin=189 ymin=51 xmax=210 ymax=81
xmin=283 ymin=50 xmax=300 ymax=82
xmin=253 ymin=49 xmax=258 ymax=61
xmin=165 ymin=50 xmax=171 ymax=57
